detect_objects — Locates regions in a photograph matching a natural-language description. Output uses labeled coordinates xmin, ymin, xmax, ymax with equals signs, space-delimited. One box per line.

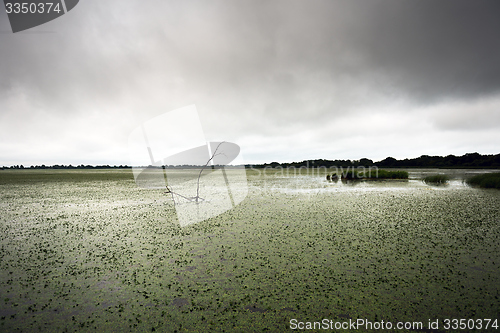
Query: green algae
xmin=0 ymin=169 xmax=499 ymax=332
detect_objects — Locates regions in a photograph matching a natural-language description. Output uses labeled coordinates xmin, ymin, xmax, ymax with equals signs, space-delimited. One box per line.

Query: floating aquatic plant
xmin=0 ymin=169 xmax=498 ymax=331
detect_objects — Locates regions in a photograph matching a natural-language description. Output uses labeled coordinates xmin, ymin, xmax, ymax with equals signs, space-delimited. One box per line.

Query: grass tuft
xmin=466 ymin=172 xmax=500 ymax=189
xmin=423 ymin=174 xmax=449 ymax=185
xmin=344 ymin=169 xmax=409 ymax=180
xmin=375 ymin=170 xmax=409 ymax=179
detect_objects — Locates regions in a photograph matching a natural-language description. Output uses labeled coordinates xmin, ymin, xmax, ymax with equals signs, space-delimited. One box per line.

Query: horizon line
xmin=1 ymin=151 xmax=499 ymax=169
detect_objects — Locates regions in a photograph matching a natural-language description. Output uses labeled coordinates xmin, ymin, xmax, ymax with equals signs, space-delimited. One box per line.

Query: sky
xmin=1 ymin=0 xmax=500 ymax=166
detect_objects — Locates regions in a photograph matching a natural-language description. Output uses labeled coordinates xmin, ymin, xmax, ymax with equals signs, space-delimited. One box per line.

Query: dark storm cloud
xmin=1 ymin=0 xmax=499 ymax=165
xmin=349 ymin=0 xmax=500 ymax=102
xmin=5 ymin=0 xmax=500 ymax=103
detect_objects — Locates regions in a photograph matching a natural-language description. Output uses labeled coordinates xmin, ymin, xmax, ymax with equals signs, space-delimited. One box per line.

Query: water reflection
xmin=252 ymin=168 xmax=500 ymax=194
xmin=340 ymin=179 xmax=361 ymax=186
xmin=407 ymin=168 xmax=499 ymax=181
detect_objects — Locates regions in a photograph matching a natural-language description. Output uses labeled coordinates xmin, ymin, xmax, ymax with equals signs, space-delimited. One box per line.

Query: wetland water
xmin=0 ymin=169 xmax=499 ymax=332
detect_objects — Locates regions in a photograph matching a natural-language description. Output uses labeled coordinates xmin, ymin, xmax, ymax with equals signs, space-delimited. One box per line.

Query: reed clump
xmin=423 ymin=174 xmax=449 ymax=185
xmin=338 ymin=169 xmax=409 ymax=180
xmin=375 ymin=170 xmax=409 ymax=179
xmin=466 ymin=172 xmax=500 ymax=189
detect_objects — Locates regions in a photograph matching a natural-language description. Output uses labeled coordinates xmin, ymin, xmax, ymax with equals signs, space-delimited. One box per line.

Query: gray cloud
xmin=1 ymin=0 xmax=500 ymax=165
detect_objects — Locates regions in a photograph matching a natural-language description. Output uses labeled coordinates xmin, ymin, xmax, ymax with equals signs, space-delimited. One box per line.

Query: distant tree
xmin=359 ymin=158 xmax=374 ymax=166
xmin=378 ymin=157 xmax=397 ymax=167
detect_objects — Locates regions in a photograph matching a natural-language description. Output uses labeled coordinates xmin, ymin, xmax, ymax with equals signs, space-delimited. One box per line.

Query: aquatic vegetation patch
xmin=0 ymin=169 xmax=134 ymax=185
xmin=368 ymin=169 xmax=408 ymax=179
xmin=467 ymin=172 xmax=500 ymax=189
xmin=423 ymin=174 xmax=450 ymax=185
xmin=0 ymin=169 xmax=499 ymax=331
xmin=338 ymin=169 xmax=409 ymax=180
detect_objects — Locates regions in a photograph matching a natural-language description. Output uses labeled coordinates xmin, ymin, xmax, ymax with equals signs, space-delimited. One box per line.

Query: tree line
xmin=1 ymin=164 xmax=132 ymax=170
xmin=2 ymin=152 xmax=499 ymax=170
xmin=252 ymin=152 xmax=500 ymax=169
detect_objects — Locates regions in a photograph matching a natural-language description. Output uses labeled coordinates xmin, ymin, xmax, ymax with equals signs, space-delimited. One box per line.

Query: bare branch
xmin=195 ymin=141 xmax=226 ymax=202
xmin=163 ymin=142 xmax=226 ymax=204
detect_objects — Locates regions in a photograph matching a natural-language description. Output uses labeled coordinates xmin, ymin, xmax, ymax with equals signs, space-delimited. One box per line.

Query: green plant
xmin=352 ymin=169 xmax=409 ymax=180
xmin=423 ymin=174 xmax=449 ymax=185
xmin=376 ymin=170 xmax=409 ymax=179
xmin=466 ymin=172 xmax=500 ymax=189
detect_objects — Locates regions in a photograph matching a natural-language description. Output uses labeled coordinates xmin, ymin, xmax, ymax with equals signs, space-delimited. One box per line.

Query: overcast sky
xmin=1 ymin=0 xmax=500 ymax=166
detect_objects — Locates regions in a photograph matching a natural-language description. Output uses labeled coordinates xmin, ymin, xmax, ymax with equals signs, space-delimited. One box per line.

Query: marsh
xmin=0 ymin=168 xmax=499 ymax=331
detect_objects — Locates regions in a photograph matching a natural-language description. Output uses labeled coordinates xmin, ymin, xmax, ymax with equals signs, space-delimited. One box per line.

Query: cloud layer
xmin=1 ymin=0 xmax=500 ymax=165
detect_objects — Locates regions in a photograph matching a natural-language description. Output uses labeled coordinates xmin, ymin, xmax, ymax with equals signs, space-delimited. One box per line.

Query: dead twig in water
xmin=165 ymin=141 xmax=226 ymax=204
